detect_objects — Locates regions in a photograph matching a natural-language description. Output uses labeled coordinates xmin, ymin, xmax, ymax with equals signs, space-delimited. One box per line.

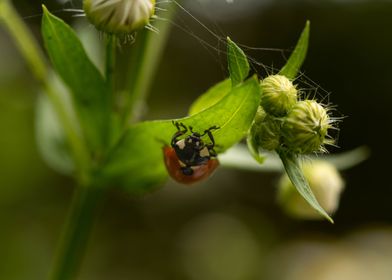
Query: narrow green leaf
xmin=41 ymin=6 xmax=110 ymax=152
xmin=227 ymin=37 xmax=250 ymax=86
xmin=103 ymin=76 xmax=261 ymax=193
xmin=278 ymin=150 xmax=334 ymax=223
xmin=279 ymin=21 xmax=310 ymax=80
xmin=189 ymin=79 xmax=232 ymax=115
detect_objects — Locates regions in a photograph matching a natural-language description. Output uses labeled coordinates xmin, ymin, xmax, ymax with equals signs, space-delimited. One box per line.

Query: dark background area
xmin=1 ymin=0 xmax=391 ymax=279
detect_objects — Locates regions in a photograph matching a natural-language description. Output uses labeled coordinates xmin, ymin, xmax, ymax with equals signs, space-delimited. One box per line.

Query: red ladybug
xmin=163 ymin=121 xmax=219 ymax=184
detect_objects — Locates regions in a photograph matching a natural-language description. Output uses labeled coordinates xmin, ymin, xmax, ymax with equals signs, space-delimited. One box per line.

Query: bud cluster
xmin=250 ymin=74 xmax=335 ymax=154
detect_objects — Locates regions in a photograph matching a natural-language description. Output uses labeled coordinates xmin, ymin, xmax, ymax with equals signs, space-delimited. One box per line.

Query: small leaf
xmin=103 ymin=76 xmax=261 ymax=193
xmin=41 ymin=6 xmax=110 ymax=152
xmin=189 ymin=79 xmax=232 ymax=115
xmin=278 ymin=150 xmax=334 ymax=223
xmin=227 ymin=37 xmax=250 ymax=86
xmin=279 ymin=21 xmax=310 ymax=80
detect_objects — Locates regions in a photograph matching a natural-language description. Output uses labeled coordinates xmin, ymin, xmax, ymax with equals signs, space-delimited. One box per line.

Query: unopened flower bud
xmin=260 ymin=75 xmax=297 ymax=117
xmin=254 ymin=106 xmax=267 ymax=124
xmin=278 ymin=160 xmax=345 ymax=220
xmin=282 ymin=100 xmax=332 ymax=154
xmin=251 ymin=114 xmax=282 ymax=151
xmin=83 ymin=0 xmax=155 ymax=34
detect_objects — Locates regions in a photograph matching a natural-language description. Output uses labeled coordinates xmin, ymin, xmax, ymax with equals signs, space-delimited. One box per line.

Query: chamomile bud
xmin=277 ymin=160 xmax=345 ymax=220
xmin=251 ymin=114 xmax=282 ymax=151
xmin=260 ymin=75 xmax=298 ymax=117
xmin=83 ymin=0 xmax=155 ymax=34
xmin=282 ymin=100 xmax=332 ymax=154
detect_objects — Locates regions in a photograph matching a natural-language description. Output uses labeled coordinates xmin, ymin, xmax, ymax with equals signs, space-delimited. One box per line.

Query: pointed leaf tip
xmin=42 ymin=4 xmax=48 ymax=13
xmin=279 ymin=21 xmax=310 ymax=80
xmin=227 ymin=37 xmax=250 ymax=87
xmin=278 ymin=151 xmax=334 ymax=224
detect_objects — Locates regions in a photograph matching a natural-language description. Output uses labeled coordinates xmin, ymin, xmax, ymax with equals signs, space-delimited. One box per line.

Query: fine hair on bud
xmin=260 ymin=74 xmax=298 ymax=117
xmin=281 ymin=100 xmax=334 ymax=154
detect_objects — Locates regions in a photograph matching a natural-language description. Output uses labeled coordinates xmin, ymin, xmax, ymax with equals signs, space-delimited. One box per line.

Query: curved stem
xmin=50 ymin=184 xmax=105 ymax=280
xmin=0 ymin=0 xmax=46 ymax=80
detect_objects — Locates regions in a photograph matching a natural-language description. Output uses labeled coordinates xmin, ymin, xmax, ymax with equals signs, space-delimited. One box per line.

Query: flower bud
xmin=282 ymin=100 xmax=332 ymax=154
xmin=278 ymin=160 xmax=345 ymax=220
xmin=251 ymin=113 xmax=282 ymax=151
xmin=83 ymin=0 xmax=155 ymax=34
xmin=260 ymin=75 xmax=297 ymax=117
xmin=254 ymin=106 xmax=267 ymax=124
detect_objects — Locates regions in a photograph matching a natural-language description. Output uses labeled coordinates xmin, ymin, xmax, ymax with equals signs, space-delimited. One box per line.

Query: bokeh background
xmin=1 ymin=0 xmax=392 ymax=279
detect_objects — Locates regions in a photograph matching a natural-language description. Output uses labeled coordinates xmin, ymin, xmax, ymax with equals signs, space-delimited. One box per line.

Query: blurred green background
xmin=1 ymin=0 xmax=392 ymax=279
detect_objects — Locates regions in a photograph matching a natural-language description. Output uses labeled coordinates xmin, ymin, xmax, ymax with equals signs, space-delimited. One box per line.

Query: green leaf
xmin=189 ymin=79 xmax=232 ymax=115
xmin=227 ymin=37 xmax=250 ymax=87
xmin=278 ymin=150 xmax=334 ymax=223
xmin=279 ymin=21 xmax=310 ymax=80
xmin=41 ymin=6 xmax=110 ymax=153
xmin=103 ymin=76 xmax=261 ymax=193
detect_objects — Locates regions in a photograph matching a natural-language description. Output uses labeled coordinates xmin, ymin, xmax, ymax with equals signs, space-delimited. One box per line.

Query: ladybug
xmin=163 ymin=121 xmax=220 ymax=184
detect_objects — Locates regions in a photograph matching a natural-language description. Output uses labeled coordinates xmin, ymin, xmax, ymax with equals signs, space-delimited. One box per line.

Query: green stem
xmin=0 ymin=0 xmax=90 ymax=180
xmin=105 ymin=34 xmax=117 ymax=96
xmin=121 ymin=4 xmax=176 ymax=124
xmin=0 ymin=0 xmax=46 ymax=80
xmin=50 ymin=183 xmax=105 ymax=280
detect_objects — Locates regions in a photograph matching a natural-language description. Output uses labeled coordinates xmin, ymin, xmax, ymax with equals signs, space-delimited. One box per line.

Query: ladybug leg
xmin=172 ymin=121 xmax=188 ymax=146
xmin=208 ymin=148 xmax=217 ymax=157
xmin=173 ymin=121 xmax=188 ymax=132
xmin=202 ymin=126 xmax=219 ymax=147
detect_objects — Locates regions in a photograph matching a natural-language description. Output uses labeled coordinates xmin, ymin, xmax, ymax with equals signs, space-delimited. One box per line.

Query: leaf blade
xmin=104 ymin=76 xmax=261 ymax=192
xmin=41 ymin=6 xmax=110 ymax=152
xmin=227 ymin=37 xmax=250 ymax=86
xmin=279 ymin=21 xmax=310 ymax=79
xmin=189 ymin=79 xmax=232 ymax=115
xmin=278 ymin=150 xmax=334 ymax=223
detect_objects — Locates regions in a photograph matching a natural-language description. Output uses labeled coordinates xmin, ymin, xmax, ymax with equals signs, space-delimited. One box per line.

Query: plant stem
xmin=122 ymin=3 xmax=176 ymax=124
xmin=0 ymin=0 xmax=46 ymax=80
xmin=50 ymin=183 xmax=105 ymax=280
xmin=0 ymin=0 xmax=91 ymax=179
xmin=105 ymin=34 xmax=117 ymax=96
